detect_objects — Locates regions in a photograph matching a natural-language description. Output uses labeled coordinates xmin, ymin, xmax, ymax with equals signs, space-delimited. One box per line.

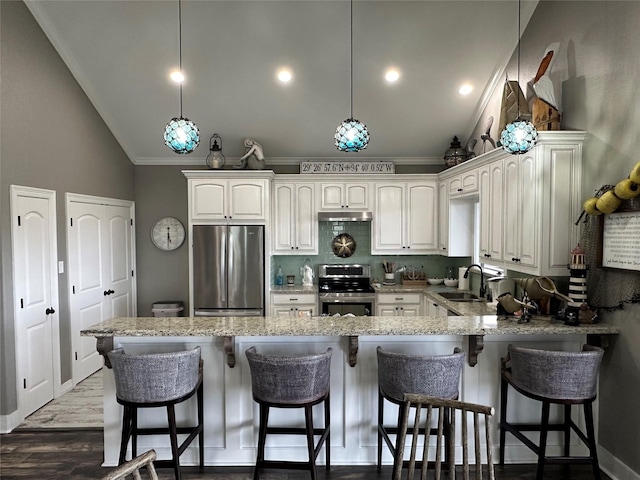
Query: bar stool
xmin=245 ymin=346 xmax=332 ymax=480
xmin=107 ymin=347 xmax=204 ymax=480
xmin=376 ymin=346 xmax=465 ymax=470
xmin=499 ymin=344 xmax=604 ymax=480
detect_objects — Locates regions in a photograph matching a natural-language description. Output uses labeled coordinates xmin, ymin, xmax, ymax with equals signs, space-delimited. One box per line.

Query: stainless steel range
xmin=318 ymin=264 xmax=375 ymax=316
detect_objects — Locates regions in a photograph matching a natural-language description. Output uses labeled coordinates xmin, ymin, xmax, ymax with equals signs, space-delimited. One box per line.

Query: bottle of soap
xmin=276 ymin=266 xmax=284 ymax=286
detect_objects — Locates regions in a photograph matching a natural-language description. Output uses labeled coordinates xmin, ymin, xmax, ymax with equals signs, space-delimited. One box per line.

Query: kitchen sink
xmin=438 ymin=292 xmax=485 ymax=302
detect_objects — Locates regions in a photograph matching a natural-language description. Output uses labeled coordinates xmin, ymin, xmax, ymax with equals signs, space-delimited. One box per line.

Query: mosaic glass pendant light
xmin=334 ymin=0 xmax=369 ymax=152
xmin=500 ymin=0 xmax=537 ymax=155
xmin=163 ymin=0 xmax=199 ymax=154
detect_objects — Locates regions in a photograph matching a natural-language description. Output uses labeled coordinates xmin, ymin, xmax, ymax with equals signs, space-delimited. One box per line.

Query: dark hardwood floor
xmin=0 ymin=429 xmax=610 ymax=480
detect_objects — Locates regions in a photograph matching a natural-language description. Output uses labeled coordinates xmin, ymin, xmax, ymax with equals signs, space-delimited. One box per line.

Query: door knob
xmin=45 ymin=307 xmax=55 ymax=315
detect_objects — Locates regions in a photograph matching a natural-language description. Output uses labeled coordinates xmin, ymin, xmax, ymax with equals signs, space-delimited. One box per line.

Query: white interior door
xmin=68 ymin=202 xmax=105 ymax=382
xmin=67 ymin=195 xmax=135 ymax=384
xmin=11 ymin=185 xmax=60 ymax=417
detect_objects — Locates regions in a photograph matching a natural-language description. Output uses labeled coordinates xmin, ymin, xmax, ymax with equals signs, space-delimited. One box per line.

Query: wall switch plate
xmin=58 ymin=261 xmax=64 ymax=274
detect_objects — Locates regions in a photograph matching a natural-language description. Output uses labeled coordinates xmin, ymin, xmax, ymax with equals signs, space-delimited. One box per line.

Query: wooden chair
xmin=101 ymin=449 xmax=159 ymax=480
xmin=392 ymin=394 xmax=495 ymax=480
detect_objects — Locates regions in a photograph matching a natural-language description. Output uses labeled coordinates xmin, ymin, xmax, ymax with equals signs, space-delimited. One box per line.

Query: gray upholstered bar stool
xmin=245 ymin=346 xmax=332 ymax=480
xmin=499 ymin=344 xmax=604 ymax=480
xmin=376 ymin=346 xmax=465 ymax=470
xmin=107 ymin=347 xmax=204 ymax=480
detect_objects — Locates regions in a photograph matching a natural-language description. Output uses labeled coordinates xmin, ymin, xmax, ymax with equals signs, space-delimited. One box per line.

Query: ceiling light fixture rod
xmin=516 ymin=0 xmax=521 ymax=118
xmin=349 ymin=0 xmax=354 ymax=119
xmin=178 ymin=0 xmax=183 ymax=118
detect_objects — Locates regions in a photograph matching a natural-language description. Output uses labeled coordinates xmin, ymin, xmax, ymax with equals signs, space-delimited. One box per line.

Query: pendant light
xmin=334 ymin=0 xmax=370 ymax=152
xmin=163 ymin=0 xmax=200 ymax=154
xmin=499 ymin=0 xmax=538 ymax=155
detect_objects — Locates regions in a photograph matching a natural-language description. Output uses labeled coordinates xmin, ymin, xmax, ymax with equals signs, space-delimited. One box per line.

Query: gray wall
xmin=0 ymin=1 xmax=134 ymax=414
xmin=468 ymin=1 xmax=640 ymax=473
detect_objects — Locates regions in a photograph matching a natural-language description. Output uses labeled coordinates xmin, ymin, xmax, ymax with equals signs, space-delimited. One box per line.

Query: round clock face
xmin=151 ymin=217 xmax=185 ymax=251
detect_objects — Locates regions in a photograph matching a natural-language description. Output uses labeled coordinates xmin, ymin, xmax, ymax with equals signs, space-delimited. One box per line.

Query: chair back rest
xmin=101 ymin=449 xmax=159 ymax=480
xmin=506 ymin=344 xmax=604 ymax=400
xmin=245 ymin=347 xmax=332 ymax=404
xmin=107 ymin=347 xmax=201 ymax=403
xmin=393 ymin=394 xmax=495 ymax=480
xmin=377 ymin=347 xmax=465 ymax=402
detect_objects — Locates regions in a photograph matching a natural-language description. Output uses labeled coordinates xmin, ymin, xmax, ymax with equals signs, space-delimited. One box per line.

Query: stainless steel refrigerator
xmin=193 ymin=225 xmax=264 ymax=316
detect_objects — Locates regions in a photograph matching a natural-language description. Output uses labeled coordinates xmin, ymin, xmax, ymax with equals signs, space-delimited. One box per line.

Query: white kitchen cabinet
xmin=376 ymin=293 xmax=422 ymax=316
xmin=271 ymin=292 xmax=317 ymax=317
xmin=448 ymin=170 xmax=478 ymax=197
xmin=184 ymin=171 xmax=274 ymax=222
xmin=474 ymin=132 xmax=585 ymax=276
xmin=478 ymin=158 xmax=504 ymax=263
xmin=425 ymin=297 xmax=448 ymax=319
xmin=373 ymin=178 xmax=438 ymax=254
xmin=503 ymin=152 xmax=538 ymax=269
xmin=438 ymin=181 xmax=449 ymax=254
xmin=319 ymin=182 xmax=370 ymax=210
xmin=273 ymin=180 xmax=317 ymax=254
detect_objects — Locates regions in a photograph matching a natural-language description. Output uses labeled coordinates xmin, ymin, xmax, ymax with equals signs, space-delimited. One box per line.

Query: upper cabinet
xmin=183 ymin=171 xmax=274 ymax=223
xmin=372 ymin=177 xmax=438 ymax=254
xmin=448 ymin=170 xmax=478 ymax=197
xmin=319 ymin=182 xmax=371 ymax=210
xmin=272 ymin=179 xmax=317 ymax=254
xmin=474 ymin=131 xmax=585 ymax=276
xmin=478 ymin=158 xmax=504 ymax=262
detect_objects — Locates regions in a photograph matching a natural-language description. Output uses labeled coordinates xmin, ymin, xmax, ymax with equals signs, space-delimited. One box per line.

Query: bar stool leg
xmin=536 ymin=401 xmax=551 ymax=480
xmin=584 ymin=402 xmax=601 ymax=480
xmin=499 ymin=377 xmax=508 ymax=466
xmin=563 ymin=404 xmax=572 ymax=458
xmin=324 ymin=395 xmax=331 ymax=470
xmin=166 ymin=404 xmax=181 ymax=480
xmin=198 ymin=382 xmax=205 ymax=468
xmin=118 ymin=405 xmax=133 ymax=465
xmin=131 ymin=408 xmax=138 ymax=461
xmin=377 ymin=392 xmax=384 ymax=469
xmin=254 ymin=403 xmax=269 ymax=480
xmin=305 ymin=405 xmax=317 ymax=480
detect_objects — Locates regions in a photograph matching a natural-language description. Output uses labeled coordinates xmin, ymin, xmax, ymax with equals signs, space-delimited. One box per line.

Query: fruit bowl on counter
xmin=427 ymin=278 xmax=444 ymax=285
xmin=444 ymin=278 xmax=459 ymax=287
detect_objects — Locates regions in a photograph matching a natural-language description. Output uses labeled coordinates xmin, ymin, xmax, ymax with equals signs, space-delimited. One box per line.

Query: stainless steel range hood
xmin=318 ymin=211 xmax=373 ymax=222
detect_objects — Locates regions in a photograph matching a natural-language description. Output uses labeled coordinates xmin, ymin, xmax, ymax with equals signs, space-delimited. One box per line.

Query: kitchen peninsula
xmin=82 ymin=314 xmax=618 ymax=467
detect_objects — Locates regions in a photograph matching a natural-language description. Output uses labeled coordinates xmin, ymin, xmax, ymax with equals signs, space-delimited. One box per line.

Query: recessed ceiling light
xmin=385 ymin=69 xmax=400 ymax=83
xmin=170 ymin=70 xmax=184 ymax=83
xmin=277 ymin=69 xmax=293 ymax=84
xmin=458 ymin=83 xmax=473 ymax=95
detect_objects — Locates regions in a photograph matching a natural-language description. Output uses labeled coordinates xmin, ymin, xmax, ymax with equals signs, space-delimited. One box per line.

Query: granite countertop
xmin=271 ymin=285 xmax=318 ymax=294
xmin=81 ymin=314 xmax=619 ymax=338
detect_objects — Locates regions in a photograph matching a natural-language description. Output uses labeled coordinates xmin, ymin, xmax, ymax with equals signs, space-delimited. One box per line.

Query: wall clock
xmin=151 ymin=217 xmax=185 ymax=251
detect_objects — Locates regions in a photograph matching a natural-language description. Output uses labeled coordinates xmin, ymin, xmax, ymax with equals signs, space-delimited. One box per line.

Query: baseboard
xmin=0 ymin=409 xmax=23 ymax=434
xmin=58 ymin=378 xmax=74 ymax=397
xmin=599 ymin=446 xmax=640 ymax=480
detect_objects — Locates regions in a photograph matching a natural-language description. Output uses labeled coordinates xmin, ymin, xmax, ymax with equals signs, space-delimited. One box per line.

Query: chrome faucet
xmin=463 ymin=264 xmax=486 ymax=298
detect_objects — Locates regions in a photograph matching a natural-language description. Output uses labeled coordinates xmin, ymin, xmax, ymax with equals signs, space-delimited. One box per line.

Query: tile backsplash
xmin=272 ymin=221 xmax=470 ymax=285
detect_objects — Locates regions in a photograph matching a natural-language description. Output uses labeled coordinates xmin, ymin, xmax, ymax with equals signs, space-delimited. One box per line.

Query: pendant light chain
xmin=350 ymin=0 xmax=354 ymax=119
xmin=333 ymin=0 xmax=369 ymax=152
xmin=178 ymin=0 xmax=183 ymax=118
xmin=498 ymin=0 xmax=537 ymax=155
xmin=163 ymin=0 xmax=200 ymax=154
xmin=516 ymin=0 xmax=521 ymax=119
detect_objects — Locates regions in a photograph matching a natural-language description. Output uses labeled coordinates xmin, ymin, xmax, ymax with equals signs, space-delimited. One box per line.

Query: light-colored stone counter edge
xmin=81 ymin=315 xmax=620 ymax=338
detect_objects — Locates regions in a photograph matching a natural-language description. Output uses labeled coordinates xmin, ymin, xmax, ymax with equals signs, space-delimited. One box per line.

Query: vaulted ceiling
xmin=25 ymin=0 xmax=537 ymax=166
